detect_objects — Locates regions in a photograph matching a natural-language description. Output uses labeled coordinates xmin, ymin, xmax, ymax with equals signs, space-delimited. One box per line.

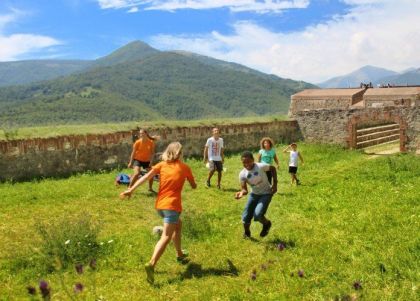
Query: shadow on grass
xmin=166 ymin=259 xmax=239 ymax=284
xmin=265 ymin=237 xmax=296 ymax=250
xmin=277 ymin=192 xmax=296 ymax=197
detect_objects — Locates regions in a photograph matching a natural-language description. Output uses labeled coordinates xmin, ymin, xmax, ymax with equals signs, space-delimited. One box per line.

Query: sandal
xmin=176 ymin=250 xmax=190 ymax=264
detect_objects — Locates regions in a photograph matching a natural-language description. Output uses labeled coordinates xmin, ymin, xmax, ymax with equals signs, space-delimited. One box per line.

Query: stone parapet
xmin=0 ymin=120 xmax=300 ymax=181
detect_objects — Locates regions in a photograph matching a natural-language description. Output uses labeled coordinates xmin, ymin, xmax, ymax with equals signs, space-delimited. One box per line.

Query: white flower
xmin=100 ymin=242 xmax=104 ymax=245
xmin=108 ymin=239 xmax=114 ymax=244
xmin=65 ymin=240 xmax=71 ymax=245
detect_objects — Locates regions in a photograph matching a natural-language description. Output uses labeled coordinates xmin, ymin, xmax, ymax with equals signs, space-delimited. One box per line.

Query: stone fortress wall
xmin=0 ymin=121 xmax=300 ymax=182
xmin=289 ymin=86 xmax=420 ymax=153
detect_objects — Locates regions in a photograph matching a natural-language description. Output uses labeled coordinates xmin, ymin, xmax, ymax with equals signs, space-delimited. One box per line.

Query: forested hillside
xmin=0 ymin=41 xmax=315 ymax=127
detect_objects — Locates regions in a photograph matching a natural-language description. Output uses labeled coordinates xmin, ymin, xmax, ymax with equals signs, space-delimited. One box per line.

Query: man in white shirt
xmin=203 ymin=128 xmax=224 ymax=189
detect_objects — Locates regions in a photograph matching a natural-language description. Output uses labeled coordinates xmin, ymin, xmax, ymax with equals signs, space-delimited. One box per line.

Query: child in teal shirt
xmin=257 ymin=137 xmax=280 ymax=185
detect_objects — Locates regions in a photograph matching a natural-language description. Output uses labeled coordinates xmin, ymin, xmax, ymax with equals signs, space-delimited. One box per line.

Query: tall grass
xmin=0 ymin=144 xmax=418 ymax=300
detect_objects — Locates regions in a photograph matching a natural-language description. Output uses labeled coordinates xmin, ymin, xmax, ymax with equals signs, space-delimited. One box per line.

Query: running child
xmin=283 ymin=143 xmax=304 ymax=185
xmin=257 ymin=137 xmax=280 ymax=185
xmin=235 ymin=151 xmax=277 ymax=239
xmin=121 ymin=142 xmax=197 ymax=284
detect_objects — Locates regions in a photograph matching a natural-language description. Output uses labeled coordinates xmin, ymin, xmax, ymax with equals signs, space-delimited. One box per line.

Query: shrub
xmin=36 ymin=214 xmax=101 ymax=271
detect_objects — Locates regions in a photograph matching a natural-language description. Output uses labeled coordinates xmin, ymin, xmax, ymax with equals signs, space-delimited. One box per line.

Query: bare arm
xmin=203 ymin=146 xmax=209 ymax=163
xmin=298 ymin=152 xmax=304 ymax=165
xmin=120 ymin=169 xmax=158 ymax=198
xmin=282 ymin=145 xmax=291 ymax=153
xmin=149 ymin=143 xmax=156 ymax=167
xmin=235 ymin=181 xmax=248 ymax=199
xmin=273 ymin=154 xmax=280 ymax=169
xmin=269 ymin=166 xmax=278 ymax=194
xmin=188 ymin=177 xmax=197 ymax=189
xmin=128 ymin=145 xmax=136 ymax=168
xmin=221 ymin=147 xmax=225 ymax=163
xmin=257 ymin=153 xmax=262 ymax=163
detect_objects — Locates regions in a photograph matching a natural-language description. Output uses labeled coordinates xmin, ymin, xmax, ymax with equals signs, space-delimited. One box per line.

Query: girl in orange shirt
xmin=128 ymin=129 xmax=156 ymax=191
xmin=121 ymin=142 xmax=197 ymax=284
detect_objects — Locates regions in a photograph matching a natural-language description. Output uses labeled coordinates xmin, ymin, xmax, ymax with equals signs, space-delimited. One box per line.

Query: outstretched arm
xmin=282 ymin=145 xmax=291 ymax=153
xmin=120 ymin=169 xmax=158 ymax=198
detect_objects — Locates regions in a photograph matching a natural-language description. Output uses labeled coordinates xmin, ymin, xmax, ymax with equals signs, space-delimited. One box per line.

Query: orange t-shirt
xmin=152 ymin=160 xmax=194 ymax=212
xmin=133 ymin=139 xmax=155 ymax=162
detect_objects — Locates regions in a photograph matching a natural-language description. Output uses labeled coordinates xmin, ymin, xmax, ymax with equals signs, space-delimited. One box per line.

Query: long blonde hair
xmin=161 ymin=142 xmax=183 ymax=162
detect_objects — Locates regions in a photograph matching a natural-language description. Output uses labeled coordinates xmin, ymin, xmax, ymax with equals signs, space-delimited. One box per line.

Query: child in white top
xmin=283 ymin=143 xmax=304 ymax=185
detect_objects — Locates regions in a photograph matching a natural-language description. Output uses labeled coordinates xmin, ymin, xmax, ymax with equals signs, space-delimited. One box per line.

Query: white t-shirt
xmin=206 ymin=137 xmax=224 ymax=161
xmin=289 ymin=151 xmax=299 ymax=167
xmin=239 ymin=163 xmax=272 ymax=195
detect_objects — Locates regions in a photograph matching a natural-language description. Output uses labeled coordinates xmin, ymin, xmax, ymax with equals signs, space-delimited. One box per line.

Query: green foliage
xmin=35 ymin=214 xmax=102 ymax=271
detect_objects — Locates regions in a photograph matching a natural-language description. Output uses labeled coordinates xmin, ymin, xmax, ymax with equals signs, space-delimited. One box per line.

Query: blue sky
xmin=0 ymin=0 xmax=419 ymax=82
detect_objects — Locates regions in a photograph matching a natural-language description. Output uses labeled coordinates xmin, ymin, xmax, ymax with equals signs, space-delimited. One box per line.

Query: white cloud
xmin=150 ymin=0 xmax=420 ymax=83
xmin=127 ymin=6 xmax=139 ymax=13
xmin=97 ymin=0 xmax=310 ymax=13
xmin=0 ymin=11 xmax=61 ymax=61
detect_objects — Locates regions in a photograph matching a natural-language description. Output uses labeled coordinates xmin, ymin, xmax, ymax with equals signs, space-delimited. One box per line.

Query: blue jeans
xmin=241 ymin=193 xmax=273 ymax=224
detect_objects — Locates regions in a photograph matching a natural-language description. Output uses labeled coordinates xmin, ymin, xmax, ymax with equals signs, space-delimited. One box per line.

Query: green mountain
xmin=0 ymin=41 xmax=315 ymax=127
xmin=0 ymin=60 xmax=91 ymax=87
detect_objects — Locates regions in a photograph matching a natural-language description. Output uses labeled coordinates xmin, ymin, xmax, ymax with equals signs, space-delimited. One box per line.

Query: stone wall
xmin=293 ymin=106 xmax=419 ymax=152
xmin=0 ymin=120 xmax=300 ymax=181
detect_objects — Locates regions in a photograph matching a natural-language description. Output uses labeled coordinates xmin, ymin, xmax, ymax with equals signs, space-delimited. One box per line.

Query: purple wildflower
xmin=75 ymin=263 xmax=84 ymax=274
xmin=277 ymin=243 xmax=285 ymax=251
xmin=89 ymin=259 xmax=97 ymax=270
xmin=26 ymin=285 xmax=36 ymax=295
xmin=74 ymin=282 xmax=84 ymax=293
xmin=353 ymin=281 xmax=362 ymax=290
xmin=261 ymin=264 xmax=268 ymax=270
xmin=250 ymin=273 xmax=257 ymax=280
xmin=39 ymin=280 xmax=50 ymax=298
xmin=298 ymin=269 xmax=305 ymax=277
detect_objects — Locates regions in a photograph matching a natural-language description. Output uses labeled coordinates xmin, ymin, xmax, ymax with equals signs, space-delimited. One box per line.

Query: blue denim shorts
xmin=157 ymin=210 xmax=180 ymax=224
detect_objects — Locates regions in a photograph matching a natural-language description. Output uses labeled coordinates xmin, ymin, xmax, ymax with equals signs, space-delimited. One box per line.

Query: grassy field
xmin=0 ymin=115 xmax=287 ymax=141
xmin=0 ymin=144 xmax=419 ymax=300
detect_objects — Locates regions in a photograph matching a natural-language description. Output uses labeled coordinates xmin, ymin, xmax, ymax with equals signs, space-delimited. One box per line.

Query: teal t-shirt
xmin=259 ymin=149 xmax=276 ymax=165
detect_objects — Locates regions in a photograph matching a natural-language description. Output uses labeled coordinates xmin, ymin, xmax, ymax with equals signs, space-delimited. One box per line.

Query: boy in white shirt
xmin=235 ymin=151 xmax=277 ymax=238
xmin=203 ymin=128 xmax=224 ymax=189
xmin=283 ymin=143 xmax=304 ymax=185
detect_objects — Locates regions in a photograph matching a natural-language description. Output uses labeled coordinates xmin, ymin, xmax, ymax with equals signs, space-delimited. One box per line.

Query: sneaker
xmin=243 ymin=230 xmax=251 ymax=239
xmin=205 ymin=180 xmax=210 ymax=188
xmin=260 ymin=220 xmax=272 ymax=237
xmin=176 ymin=250 xmax=190 ymax=265
xmin=144 ymin=263 xmax=154 ymax=284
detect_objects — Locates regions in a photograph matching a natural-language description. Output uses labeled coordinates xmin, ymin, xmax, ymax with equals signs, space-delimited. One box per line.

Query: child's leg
xmin=217 ymin=170 xmax=222 ymax=187
xmin=146 ymin=167 xmax=154 ymax=191
xmin=149 ymin=223 xmax=177 ymax=267
xmin=171 ymin=219 xmax=184 ymax=257
xmin=253 ymin=194 xmax=272 ymax=224
xmin=207 ymin=168 xmax=215 ymax=183
xmin=242 ymin=194 xmax=258 ymax=237
xmin=129 ymin=166 xmax=141 ymax=188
